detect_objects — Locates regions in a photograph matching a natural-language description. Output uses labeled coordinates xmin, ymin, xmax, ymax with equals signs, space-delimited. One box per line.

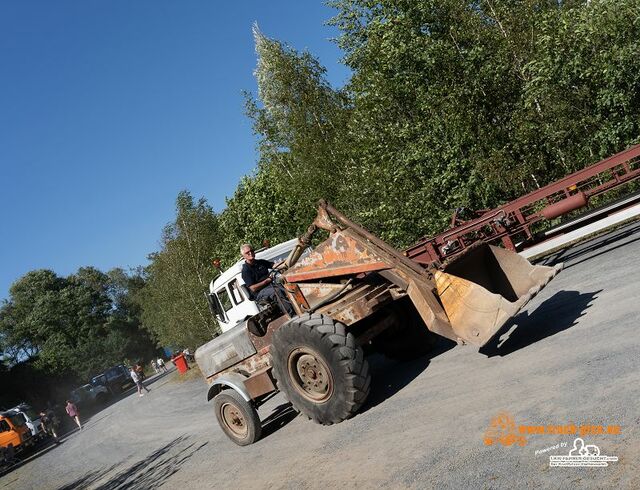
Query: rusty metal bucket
xmin=434 ymin=244 xmax=562 ymax=347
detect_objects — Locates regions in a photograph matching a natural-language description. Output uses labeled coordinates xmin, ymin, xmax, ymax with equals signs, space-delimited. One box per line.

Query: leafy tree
xmin=105 ymin=267 xmax=157 ymax=362
xmin=138 ymin=2 xmax=640 ymax=351
xmin=0 ymin=267 xmax=156 ymax=380
xmin=237 ymin=26 xmax=353 ymax=235
xmin=328 ymin=0 xmax=640 ymax=245
xmin=139 ymin=191 xmax=221 ymax=348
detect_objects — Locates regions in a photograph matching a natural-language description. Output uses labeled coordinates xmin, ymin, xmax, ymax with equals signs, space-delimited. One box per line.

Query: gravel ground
xmin=2 ymin=223 xmax=639 ymax=490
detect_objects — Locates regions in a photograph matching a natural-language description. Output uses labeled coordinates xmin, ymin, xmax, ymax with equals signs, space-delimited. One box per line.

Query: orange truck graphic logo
xmin=483 ymin=412 xmax=527 ymax=447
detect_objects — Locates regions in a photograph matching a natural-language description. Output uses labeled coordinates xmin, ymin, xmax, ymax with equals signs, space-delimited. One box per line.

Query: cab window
xmin=24 ymin=408 xmax=38 ymax=420
xmin=7 ymin=414 xmax=24 ymax=427
xmin=228 ymin=279 xmax=245 ymax=305
xmin=0 ymin=420 xmax=10 ymax=432
xmin=216 ymin=288 xmax=232 ymax=312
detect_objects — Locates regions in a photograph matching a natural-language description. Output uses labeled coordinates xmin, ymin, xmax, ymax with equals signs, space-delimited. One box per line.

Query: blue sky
xmin=0 ymin=1 xmax=350 ymax=301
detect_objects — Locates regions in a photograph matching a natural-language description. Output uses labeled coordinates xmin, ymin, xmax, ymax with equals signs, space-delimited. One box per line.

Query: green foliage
xmin=328 ymin=0 xmax=640 ymax=245
xmin=0 ymin=267 xmax=156 ymax=382
xmin=138 ymin=191 xmax=221 ymax=348
xmin=238 ymin=27 xmax=353 ymax=227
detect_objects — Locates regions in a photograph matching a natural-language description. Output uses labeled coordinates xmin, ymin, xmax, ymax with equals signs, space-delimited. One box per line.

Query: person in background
xmin=65 ymin=400 xmax=82 ymax=430
xmin=183 ymin=348 xmax=193 ymax=362
xmin=151 ymin=359 xmax=159 ymax=374
xmin=135 ymin=363 xmax=145 ymax=381
xmin=130 ymin=366 xmax=150 ymax=397
xmin=40 ymin=409 xmax=59 ymax=443
xmin=157 ymin=357 xmax=167 ymax=372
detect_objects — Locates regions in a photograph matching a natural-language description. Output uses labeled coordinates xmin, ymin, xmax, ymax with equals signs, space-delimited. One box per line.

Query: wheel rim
xmin=287 ymin=347 xmax=334 ymax=402
xmin=220 ymin=402 xmax=248 ymax=438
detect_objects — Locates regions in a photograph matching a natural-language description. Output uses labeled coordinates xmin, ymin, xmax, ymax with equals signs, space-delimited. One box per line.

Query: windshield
xmin=24 ymin=408 xmax=39 ymax=420
xmin=216 ymin=288 xmax=232 ymax=312
xmin=71 ymin=387 xmax=89 ymax=398
xmin=8 ymin=414 xmax=25 ymax=427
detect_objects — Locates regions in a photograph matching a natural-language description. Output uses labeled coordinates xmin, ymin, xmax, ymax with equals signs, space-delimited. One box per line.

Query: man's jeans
xmin=255 ymin=284 xmax=295 ymax=316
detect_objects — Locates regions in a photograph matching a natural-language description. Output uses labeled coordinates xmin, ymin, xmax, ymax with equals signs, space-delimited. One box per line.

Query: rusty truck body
xmin=197 ymin=200 xmax=561 ymax=445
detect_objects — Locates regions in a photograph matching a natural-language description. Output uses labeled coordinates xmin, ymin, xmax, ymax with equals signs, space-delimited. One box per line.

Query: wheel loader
xmin=197 ymin=200 xmax=562 ymax=445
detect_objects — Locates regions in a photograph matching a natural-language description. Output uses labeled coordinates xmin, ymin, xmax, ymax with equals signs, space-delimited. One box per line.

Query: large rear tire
xmin=271 ymin=313 xmax=370 ymax=425
xmin=213 ymin=390 xmax=262 ymax=446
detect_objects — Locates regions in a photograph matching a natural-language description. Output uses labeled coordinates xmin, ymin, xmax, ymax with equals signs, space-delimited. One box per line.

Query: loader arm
xmin=283 ymin=201 xmax=561 ymax=347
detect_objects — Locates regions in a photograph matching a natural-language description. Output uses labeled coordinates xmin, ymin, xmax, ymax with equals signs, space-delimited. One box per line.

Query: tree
xmin=0 ymin=267 xmax=156 ymax=380
xmin=239 ymin=26 xmax=353 ymax=235
xmin=105 ymin=267 xmax=158 ymax=363
xmin=139 ymin=191 xmax=221 ymax=348
xmin=328 ymin=0 xmax=640 ymax=246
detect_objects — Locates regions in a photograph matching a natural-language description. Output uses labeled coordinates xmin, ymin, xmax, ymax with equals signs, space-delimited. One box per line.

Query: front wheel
xmin=213 ymin=390 xmax=262 ymax=446
xmin=271 ymin=313 xmax=371 ymax=425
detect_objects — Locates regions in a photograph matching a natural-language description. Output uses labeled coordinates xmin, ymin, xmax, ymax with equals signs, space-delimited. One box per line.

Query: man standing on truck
xmin=240 ymin=243 xmax=294 ymax=315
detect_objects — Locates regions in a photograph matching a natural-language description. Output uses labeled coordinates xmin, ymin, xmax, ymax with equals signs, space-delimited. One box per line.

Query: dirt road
xmin=2 ymin=223 xmax=639 ymax=489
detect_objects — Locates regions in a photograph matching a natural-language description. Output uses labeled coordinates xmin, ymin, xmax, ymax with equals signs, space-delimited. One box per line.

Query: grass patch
xmin=167 ymin=364 xmax=205 ymax=384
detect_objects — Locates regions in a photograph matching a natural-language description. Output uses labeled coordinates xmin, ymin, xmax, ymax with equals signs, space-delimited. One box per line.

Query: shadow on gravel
xmin=260 ymin=402 xmax=299 ymax=440
xmin=360 ymin=339 xmax=456 ymax=413
xmin=56 ymin=435 xmax=208 ymax=490
xmin=480 ymin=289 xmax=600 ymax=357
xmin=538 ymin=221 xmax=640 ymax=269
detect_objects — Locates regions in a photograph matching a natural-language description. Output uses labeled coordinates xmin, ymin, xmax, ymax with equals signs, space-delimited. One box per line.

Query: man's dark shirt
xmin=241 ymin=259 xmax=273 ymax=296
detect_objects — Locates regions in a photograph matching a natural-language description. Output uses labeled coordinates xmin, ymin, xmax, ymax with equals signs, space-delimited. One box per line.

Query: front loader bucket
xmin=434 ymin=244 xmax=562 ymax=347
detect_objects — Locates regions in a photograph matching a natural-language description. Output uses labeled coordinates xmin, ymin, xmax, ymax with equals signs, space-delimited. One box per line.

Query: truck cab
xmin=207 ymin=238 xmax=302 ymax=333
xmin=0 ymin=411 xmax=32 ymax=456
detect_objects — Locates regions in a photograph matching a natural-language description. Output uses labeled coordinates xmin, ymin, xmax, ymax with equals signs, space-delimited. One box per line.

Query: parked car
xmin=90 ymin=365 xmax=133 ymax=394
xmin=0 ymin=411 xmax=33 ymax=460
xmin=70 ymin=384 xmax=110 ymax=408
xmin=7 ymin=404 xmax=46 ymax=441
